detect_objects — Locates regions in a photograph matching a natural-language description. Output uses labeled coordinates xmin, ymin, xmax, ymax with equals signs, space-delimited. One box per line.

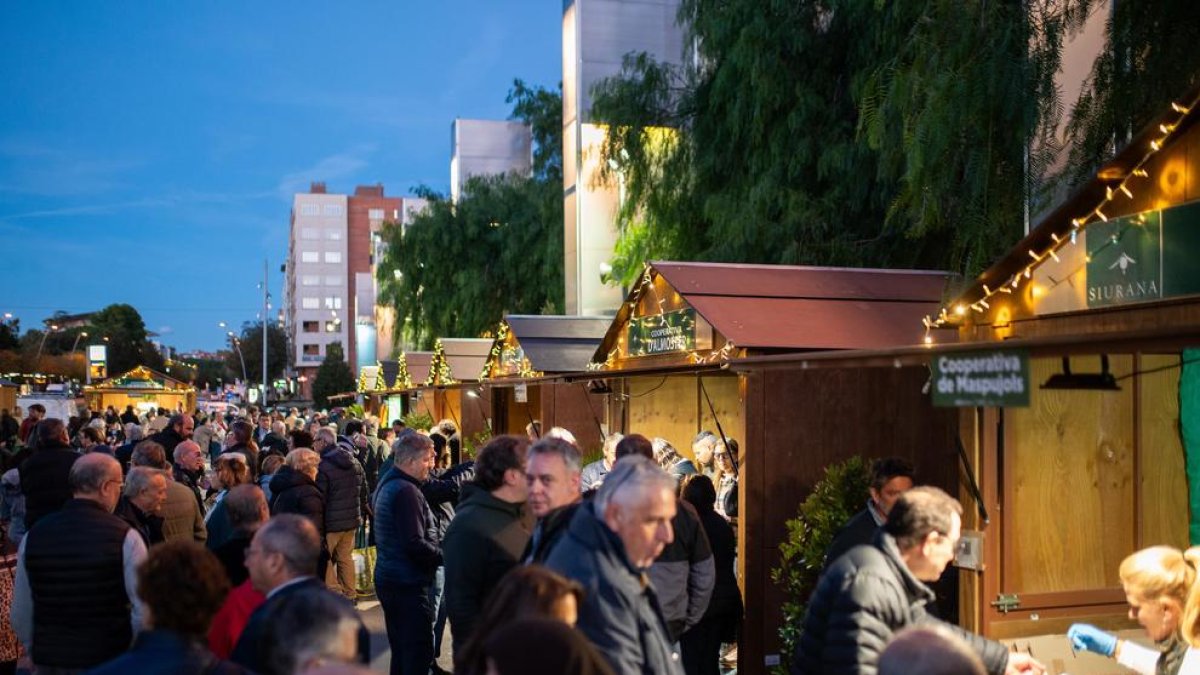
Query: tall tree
xmin=224 ymin=321 xmax=287 ymax=385
xmin=0 ymin=316 xmax=19 ymax=351
xmin=591 ymin=0 xmax=1091 ymax=285
xmin=88 ymin=304 xmax=152 ymax=373
xmin=377 ymin=80 xmax=563 ymax=349
xmin=311 ymin=342 xmax=355 ymax=410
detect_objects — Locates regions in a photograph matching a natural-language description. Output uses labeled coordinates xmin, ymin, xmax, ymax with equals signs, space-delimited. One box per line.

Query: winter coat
xmin=524 ymin=501 xmax=582 ymax=565
xmin=580 ymin=459 xmax=610 ymax=491
xmin=113 ymin=496 xmax=165 ymax=546
xmin=442 ymin=483 xmax=532 ymax=647
xmin=269 ymin=466 xmax=326 ymax=535
xmin=373 ymin=468 xmax=441 ymax=587
xmin=545 ymin=504 xmax=682 ymax=675
xmin=149 ymin=427 xmax=187 ymax=457
xmin=85 ymin=628 xmax=248 ymax=675
xmin=421 ymin=461 xmax=475 ymax=544
xmin=823 ymin=505 xmax=881 ymax=572
xmin=647 ymin=499 xmax=715 ymax=639
xmin=316 ymin=443 xmax=368 ymax=533
xmin=207 ymin=580 xmax=265 ymax=660
xmin=19 ymin=442 xmax=79 ymax=530
xmin=793 ymin=531 xmax=1009 ymax=675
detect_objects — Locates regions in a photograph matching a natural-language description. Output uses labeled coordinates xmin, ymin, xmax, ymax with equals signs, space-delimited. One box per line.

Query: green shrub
xmin=771 ymin=456 xmax=870 ymax=672
xmin=401 ymin=411 xmax=434 ymax=432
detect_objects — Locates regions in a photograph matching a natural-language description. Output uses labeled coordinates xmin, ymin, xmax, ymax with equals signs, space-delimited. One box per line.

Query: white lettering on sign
xmin=935 ymin=353 xmax=1027 ymax=400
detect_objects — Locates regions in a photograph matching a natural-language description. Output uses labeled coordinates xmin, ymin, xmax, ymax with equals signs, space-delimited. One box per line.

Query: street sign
xmin=931 ymin=349 xmax=1030 ymax=408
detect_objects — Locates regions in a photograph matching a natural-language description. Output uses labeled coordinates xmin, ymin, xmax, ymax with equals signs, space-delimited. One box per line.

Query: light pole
xmin=35 ymin=324 xmax=60 ymax=368
xmin=218 ymin=323 xmax=249 ymax=385
xmin=258 ymin=260 xmax=270 ymax=407
xmin=70 ymin=331 xmax=89 ymax=354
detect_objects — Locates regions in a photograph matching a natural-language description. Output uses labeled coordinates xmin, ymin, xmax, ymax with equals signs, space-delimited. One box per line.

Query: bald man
xmin=13 ymin=453 xmax=148 ymax=671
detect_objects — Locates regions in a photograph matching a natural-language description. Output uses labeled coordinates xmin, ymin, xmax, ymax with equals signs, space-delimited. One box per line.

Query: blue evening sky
xmin=1 ymin=1 xmax=561 ymax=352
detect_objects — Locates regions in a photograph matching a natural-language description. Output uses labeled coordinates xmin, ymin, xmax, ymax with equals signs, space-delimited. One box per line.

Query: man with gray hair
xmin=580 ymin=432 xmax=622 ymax=490
xmin=546 ymin=454 xmax=683 ymax=674
xmin=232 ymin=514 xmax=368 ymax=671
xmin=523 ymin=436 xmax=584 ymax=563
xmin=114 ymin=465 xmax=168 ymax=545
xmin=373 ymin=429 xmax=441 ymax=675
xmin=131 ymin=439 xmax=207 ymax=544
xmin=115 ymin=422 xmax=144 ymax=473
xmin=12 ymin=452 xmax=147 ymax=671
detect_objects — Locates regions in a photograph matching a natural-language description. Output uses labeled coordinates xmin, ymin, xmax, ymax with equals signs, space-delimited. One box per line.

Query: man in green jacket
xmin=441 ymin=435 xmax=532 ymax=654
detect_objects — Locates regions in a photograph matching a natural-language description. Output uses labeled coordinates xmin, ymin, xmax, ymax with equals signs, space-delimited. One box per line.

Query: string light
xmin=424 ymin=339 xmax=457 ymax=386
xmin=920 ymin=90 xmax=1197 ymax=333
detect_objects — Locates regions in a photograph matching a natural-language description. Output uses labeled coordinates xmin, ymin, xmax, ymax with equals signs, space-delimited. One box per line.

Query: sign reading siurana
xmin=931 ymin=349 xmax=1030 ymax=408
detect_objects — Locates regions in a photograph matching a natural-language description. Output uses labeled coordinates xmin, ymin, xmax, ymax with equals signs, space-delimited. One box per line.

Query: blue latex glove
xmin=1067 ymin=623 xmax=1117 ymax=657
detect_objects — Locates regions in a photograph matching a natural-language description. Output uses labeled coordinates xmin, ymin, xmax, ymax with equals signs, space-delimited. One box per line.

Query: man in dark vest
xmin=19 ymin=418 xmax=81 ymax=529
xmin=12 ymin=452 xmax=148 ymax=671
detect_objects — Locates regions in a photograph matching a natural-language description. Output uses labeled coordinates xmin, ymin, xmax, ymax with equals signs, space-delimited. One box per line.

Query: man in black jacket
xmin=420 ymin=458 xmax=474 ymax=673
xmin=314 ymin=427 xmax=368 ymax=599
xmin=113 ymin=466 xmax=167 ymax=545
xmin=794 ymin=487 xmax=1042 ymax=675
xmin=232 ymin=513 xmax=368 ymax=671
xmin=19 ymin=418 xmax=80 ymax=529
xmin=523 ymin=436 xmax=584 ymax=564
xmin=823 ymin=457 xmax=914 ymax=569
xmin=149 ymin=413 xmax=193 ymax=457
xmin=12 ymin=452 xmax=148 ymax=671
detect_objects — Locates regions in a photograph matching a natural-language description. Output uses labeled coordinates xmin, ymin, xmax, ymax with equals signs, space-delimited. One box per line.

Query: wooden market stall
xmin=83 ymin=366 xmax=196 ymax=414
xmin=0 ymin=378 xmax=17 ymax=414
xmin=381 ymin=339 xmax=494 ymax=449
xmin=583 ymin=261 xmax=957 ymax=674
xmin=479 ymin=315 xmax=610 ymax=452
xmin=727 ymin=85 xmax=1200 ymax=672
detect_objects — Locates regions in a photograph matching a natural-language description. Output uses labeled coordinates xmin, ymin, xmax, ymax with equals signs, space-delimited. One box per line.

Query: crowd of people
xmin=2 ymin=401 xmax=1200 ymax=675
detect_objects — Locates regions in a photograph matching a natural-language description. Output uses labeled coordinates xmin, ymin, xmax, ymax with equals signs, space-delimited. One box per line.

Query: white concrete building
xmin=450 ymin=118 xmax=533 ymax=203
xmin=562 ymin=0 xmax=685 ymax=316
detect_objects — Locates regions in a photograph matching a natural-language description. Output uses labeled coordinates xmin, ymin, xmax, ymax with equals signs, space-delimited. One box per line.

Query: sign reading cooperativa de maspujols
xmin=931 ymin=349 xmax=1030 ymax=408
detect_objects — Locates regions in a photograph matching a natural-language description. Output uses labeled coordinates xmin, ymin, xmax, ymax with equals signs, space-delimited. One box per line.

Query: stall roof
xmin=593 ymin=262 xmax=955 ymax=362
xmin=932 ymin=83 xmax=1200 ymax=328
xmin=441 ymin=338 xmax=492 ymax=383
xmin=504 ymin=315 xmax=611 ymax=374
xmin=85 ymin=366 xmax=193 ymax=392
xmin=405 ymin=352 xmax=433 ymax=386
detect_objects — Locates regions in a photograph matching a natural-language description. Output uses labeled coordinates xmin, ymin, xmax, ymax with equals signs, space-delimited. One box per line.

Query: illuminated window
xmin=301 ymin=297 xmax=319 ymax=309
xmin=300 ymin=228 xmax=318 ymax=240
xmin=327 ymin=229 xmax=343 ymax=240
xmin=299 ymin=204 xmax=319 ymax=216
xmin=322 ymin=204 xmax=344 ymax=216
xmin=323 ymin=297 xmax=343 ymax=310
xmin=325 ymin=321 xmax=341 ymax=333
xmin=324 ymin=252 xmax=341 ymax=264
xmin=301 ymin=275 xmax=319 ymax=286
xmin=301 ymin=251 xmax=319 ymax=263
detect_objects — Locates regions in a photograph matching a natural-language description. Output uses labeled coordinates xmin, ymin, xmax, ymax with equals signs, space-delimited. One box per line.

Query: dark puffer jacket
xmin=269 ymin=466 xmax=326 ymax=536
xmin=316 ymin=442 xmax=368 ymax=533
xmin=793 ymin=531 xmax=1009 ymax=675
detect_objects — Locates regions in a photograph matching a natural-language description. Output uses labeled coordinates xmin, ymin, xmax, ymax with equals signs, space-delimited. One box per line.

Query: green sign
xmin=932 ymin=349 xmax=1030 ymax=408
xmin=627 ymin=308 xmax=696 ymax=357
xmin=1086 ymin=211 xmax=1162 ymax=308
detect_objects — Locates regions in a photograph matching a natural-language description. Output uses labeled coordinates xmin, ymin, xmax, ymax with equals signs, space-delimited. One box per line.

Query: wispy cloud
xmin=0 ymin=189 xmax=276 ymax=221
xmin=0 ymin=138 xmax=149 ymax=196
xmin=276 ymin=144 xmax=377 ymax=198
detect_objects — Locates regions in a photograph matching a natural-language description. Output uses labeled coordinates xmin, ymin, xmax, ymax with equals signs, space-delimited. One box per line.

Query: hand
xmin=1005 ymin=653 xmax=1046 ymax=674
xmin=1067 ymin=623 xmax=1117 ymax=657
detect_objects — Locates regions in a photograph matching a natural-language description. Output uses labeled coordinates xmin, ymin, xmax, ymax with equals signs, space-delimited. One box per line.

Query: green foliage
xmin=771 ymin=456 xmax=870 ymax=673
xmin=88 ymin=304 xmax=152 ymax=373
xmin=0 ymin=317 xmax=19 ymax=351
xmin=401 ymin=411 xmax=434 ymax=432
xmin=591 ymin=0 xmax=1093 ymax=286
xmin=311 ymin=342 xmax=356 ymax=410
xmin=1058 ymin=0 xmax=1200 ymax=191
xmin=225 ymin=321 xmax=288 ymax=384
xmin=376 ymin=80 xmax=564 ymax=350
xmin=188 ymin=357 xmax=232 ymax=391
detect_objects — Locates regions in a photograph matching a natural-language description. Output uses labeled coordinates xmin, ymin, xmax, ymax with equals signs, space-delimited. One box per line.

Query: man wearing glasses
xmin=793 ymin=487 xmax=1044 ymax=675
xmin=12 ymin=453 xmax=148 ymax=672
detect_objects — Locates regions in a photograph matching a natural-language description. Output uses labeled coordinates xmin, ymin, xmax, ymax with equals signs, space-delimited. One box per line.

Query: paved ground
xmin=358 ymin=599 xmax=454 ymax=673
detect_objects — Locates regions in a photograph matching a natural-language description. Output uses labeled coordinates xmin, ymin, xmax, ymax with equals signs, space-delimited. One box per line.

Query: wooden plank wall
xmin=739 ymin=366 xmax=958 ymax=675
xmin=627 ymin=375 xmax=702 ymax=453
xmin=1004 ymin=355 xmax=1136 ymax=595
xmin=542 ymin=382 xmax=607 ymax=455
xmin=1139 ymin=354 xmax=1190 ymax=549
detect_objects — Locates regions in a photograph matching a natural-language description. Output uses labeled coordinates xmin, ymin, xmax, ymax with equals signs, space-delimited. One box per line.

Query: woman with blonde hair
xmin=1068 ymin=545 xmax=1200 ymax=674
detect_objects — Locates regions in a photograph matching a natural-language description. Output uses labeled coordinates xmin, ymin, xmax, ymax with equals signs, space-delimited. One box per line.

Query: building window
xmin=325 ymin=321 xmax=341 ymax=333
xmin=302 ymin=321 xmax=319 ymax=333
xmin=300 ymin=227 xmax=318 ymax=240
xmin=322 ymin=204 xmax=344 ymax=216
xmin=323 ymin=297 xmax=343 ymax=310
xmin=326 ymin=229 xmax=343 ymax=240
xmin=368 ymin=208 xmax=385 ymax=220
xmin=324 ymin=275 xmax=342 ymax=287
xmin=301 ymin=275 xmax=320 ymax=286
xmin=301 ymin=297 xmax=319 ymax=309
xmin=324 ymin=251 xmax=342 ymax=264
xmin=299 ymin=204 xmax=319 ymax=216
xmin=301 ymin=251 xmax=319 ymax=263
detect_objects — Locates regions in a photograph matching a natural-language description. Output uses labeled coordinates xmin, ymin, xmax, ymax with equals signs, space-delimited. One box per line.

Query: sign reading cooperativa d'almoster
xmin=931 ymin=349 xmax=1030 ymax=408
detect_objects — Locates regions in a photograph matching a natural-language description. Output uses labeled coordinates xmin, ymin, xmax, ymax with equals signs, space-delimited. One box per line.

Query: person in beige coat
xmin=132 ymin=440 xmax=206 ymax=544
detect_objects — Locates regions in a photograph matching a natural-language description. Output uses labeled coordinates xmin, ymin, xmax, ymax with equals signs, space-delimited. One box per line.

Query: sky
xmin=0 ymin=1 xmax=561 ymax=353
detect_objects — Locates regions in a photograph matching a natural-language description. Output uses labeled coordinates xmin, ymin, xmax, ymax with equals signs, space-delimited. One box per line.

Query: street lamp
xmin=71 ymin=331 xmax=89 ymax=354
xmin=35 ymin=324 xmax=60 ymax=366
xmin=464 ymin=389 xmax=493 ymax=434
xmin=227 ymin=331 xmax=248 ymax=384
